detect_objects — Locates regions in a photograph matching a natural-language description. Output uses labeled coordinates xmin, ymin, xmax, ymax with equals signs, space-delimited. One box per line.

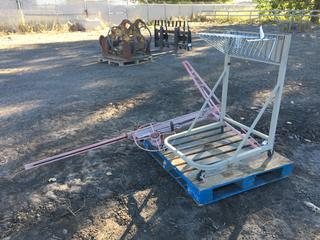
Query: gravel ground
xmin=0 ymin=24 xmax=319 ymax=240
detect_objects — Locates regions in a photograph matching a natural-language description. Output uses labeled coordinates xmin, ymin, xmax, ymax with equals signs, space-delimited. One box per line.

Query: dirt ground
xmin=0 ymin=24 xmax=320 ymax=240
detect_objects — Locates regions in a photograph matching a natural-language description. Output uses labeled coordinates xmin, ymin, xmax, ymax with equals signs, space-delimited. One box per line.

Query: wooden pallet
xmin=99 ymin=55 xmax=152 ymax=67
xmin=144 ymin=125 xmax=293 ymax=205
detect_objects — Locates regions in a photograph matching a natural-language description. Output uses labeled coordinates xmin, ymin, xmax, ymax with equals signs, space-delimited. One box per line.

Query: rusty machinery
xmin=154 ymin=20 xmax=192 ymax=52
xmin=99 ymin=19 xmax=151 ymax=60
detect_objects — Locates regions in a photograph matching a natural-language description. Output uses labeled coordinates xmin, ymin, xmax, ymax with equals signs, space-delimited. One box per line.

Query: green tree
xmin=139 ymin=0 xmax=229 ymax=3
xmin=255 ymin=0 xmax=320 ymax=23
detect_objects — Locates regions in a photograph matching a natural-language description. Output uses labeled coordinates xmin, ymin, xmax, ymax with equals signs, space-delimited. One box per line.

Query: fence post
xmin=191 ymin=4 xmax=194 ymax=19
xmin=288 ymin=10 xmax=293 ymax=32
xmin=107 ymin=0 xmax=110 ymax=25
xmin=54 ymin=0 xmax=58 ymax=28
xmin=164 ymin=3 xmax=167 ymax=20
xmin=16 ymin=0 xmax=25 ymax=25
xmin=299 ymin=10 xmax=303 ymax=32
xmin=259 ymin=10 xmax=262 ymax=24
xmin=84 ymin=0 xmax=88 ymax=17
xmin=147 ymin=3 xmax=150 ymax=22
xmin=126 ymin=0 xmax=129 ymax=19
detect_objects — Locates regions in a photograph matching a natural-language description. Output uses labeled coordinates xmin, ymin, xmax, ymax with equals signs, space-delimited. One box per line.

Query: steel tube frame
xmin=220 ymin=54 xmax=230 ymax=125
xmin=268 ymin=34 xmax=291 ymax=148
xmin=223 ymin=117 xmax=268 ymax=140
xmin=164 ymin=33 xmax=291 ymax=173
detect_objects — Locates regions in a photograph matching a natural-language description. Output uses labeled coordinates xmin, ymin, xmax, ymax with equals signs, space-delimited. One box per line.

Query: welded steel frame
xmin=164 ymin=32 xmax=291 ymax=173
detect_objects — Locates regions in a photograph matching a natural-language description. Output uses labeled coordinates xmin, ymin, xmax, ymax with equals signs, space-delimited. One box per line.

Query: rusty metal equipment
xmin=154 ymin=20 xmax=192 ymax=52
xmin=99 ymin=19 xmax=151 ymax=60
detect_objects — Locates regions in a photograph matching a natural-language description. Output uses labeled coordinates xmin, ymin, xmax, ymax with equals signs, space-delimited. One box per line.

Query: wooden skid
xmin=99 ymin=55 xmax=152 ymax=67
xmin=143 ymin=126 xmax=293 ymax=205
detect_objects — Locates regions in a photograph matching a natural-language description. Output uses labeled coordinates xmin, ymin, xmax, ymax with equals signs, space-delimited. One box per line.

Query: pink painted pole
xmin=24 ymin=110 xmax=212 ymax=170
xmin=24 ymin=134 xmax=128 ymax=170
xmin=182 ymin=60 xmax=258 ymax=148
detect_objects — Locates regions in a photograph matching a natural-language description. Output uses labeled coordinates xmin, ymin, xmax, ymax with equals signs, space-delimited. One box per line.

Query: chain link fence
xmin=0 ymin=0 xmax=255 ymax=30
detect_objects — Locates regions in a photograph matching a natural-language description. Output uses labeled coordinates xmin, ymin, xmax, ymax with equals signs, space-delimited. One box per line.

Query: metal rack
xmin=153 ymin=20 xmax=192 ymax=52
xmin=198 ymin=30 xmax=285 ymax=65
xmin=164 ymin=29 xmax=291 ymax=179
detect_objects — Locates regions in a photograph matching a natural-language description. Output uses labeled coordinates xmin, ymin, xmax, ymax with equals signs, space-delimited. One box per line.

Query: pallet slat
xmin=191 ymin=152 xmax=293 ymax=190
xmin=99 ymin=55 xmax=152 ymax=67
xmin=175 ymin=146 xmax=252 ymax=175
xmin=165 ymin=134 xmax=241 ymax=159
xmin=171 ymin=127 xmax=232 ymax=146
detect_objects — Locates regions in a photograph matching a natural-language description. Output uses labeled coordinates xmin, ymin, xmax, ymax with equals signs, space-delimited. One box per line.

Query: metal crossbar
xmin=187 ymin=69 xmax=226 ymax=132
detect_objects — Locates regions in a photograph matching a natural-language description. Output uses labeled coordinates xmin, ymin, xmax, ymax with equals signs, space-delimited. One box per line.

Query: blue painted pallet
xmin=143 ymin=140 xmax=293 ymax=205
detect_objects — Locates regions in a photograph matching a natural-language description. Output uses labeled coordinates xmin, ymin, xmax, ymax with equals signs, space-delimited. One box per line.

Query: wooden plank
xmin=171 ymin=144 xmax=252 ymax=173
xmin=165 ymin=133 xmax=241 ymax=158
xmin=100 ymin=54 xmax=151 ymax=61
xmin=99 ymin=55 xmax=152 ymax=67
xmin=178 ymin=147 xmax=251 ymax=176
xmin=186 ymin=152 xmax=292 ymax=190
xmin=170 ymin=125 xmax=224 ymax=144
xmin=170 ymin=126 xmax=232 ymax=146
xmin=176 ymin=138 xmax=243 ymax=161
